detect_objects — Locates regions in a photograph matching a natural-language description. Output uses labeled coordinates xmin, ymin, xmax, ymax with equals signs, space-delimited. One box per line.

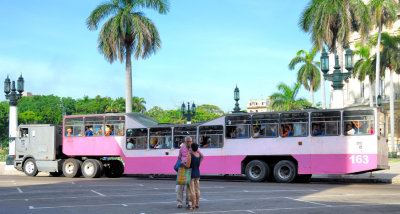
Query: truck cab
xmin=14 ymin=124 xmax=64 ymax=176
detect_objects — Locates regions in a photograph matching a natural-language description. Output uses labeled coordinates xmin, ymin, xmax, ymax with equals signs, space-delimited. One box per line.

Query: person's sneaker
xmin=177 ymin=205 xmax=182 ymax=208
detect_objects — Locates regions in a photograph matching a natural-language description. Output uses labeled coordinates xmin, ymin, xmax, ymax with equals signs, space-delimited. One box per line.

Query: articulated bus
xmin=15 ymin=107 xmax=389 ymax=182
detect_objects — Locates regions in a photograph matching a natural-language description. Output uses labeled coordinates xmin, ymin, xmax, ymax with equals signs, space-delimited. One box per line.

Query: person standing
xmin=176 ymin=136 xmax=193 ymax=208
xmin=183 ymin=143 xmax=203 ymax=210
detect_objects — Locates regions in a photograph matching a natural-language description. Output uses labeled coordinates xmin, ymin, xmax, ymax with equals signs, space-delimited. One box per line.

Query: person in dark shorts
xmin=183 ymin=143 xmax=204 ymax=210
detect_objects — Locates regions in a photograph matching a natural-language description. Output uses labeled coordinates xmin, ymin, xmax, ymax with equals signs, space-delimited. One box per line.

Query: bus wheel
xmin=82 ymin=159 xmax=100 ymax=178
xmin=245 ymin=160 xmax=269 ymax=182
xmin=23 ymin=158 xmax=39 ymax=177
xmin=94 ymin=159 xmax=104 ymax=178
xmin=295 ymin=174 xmax=312 ymax=183
xmin=105 ymin=160 xmax=124 ymax=178
xmin=49 ymin=171 xmax=63 ymax=177
xmin=63 ymin=158 xmax=82 ymax=178
xmin=273 ymin=160 xmax=297 ymax=183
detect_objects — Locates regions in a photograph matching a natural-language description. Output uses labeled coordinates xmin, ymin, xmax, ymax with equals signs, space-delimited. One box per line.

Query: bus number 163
xmin=349 ymin=155 xmax=369 ymax=164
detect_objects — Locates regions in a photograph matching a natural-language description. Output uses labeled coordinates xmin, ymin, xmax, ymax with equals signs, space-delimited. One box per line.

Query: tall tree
xmin=300 ymin=0 xmax=370 ymax=108
xmin=132 ymin=96 xmax=147 ymax=113
xmin=289 ymin=47 xmax=321 ymax=106
xmin=352 ymin=42 xmax=376 ymax=107
xmin=87 ymin=0 xmax=169 ymax=113
xmin=269 ymin=82 xmax=311 ymax=111
xmin=369 ymin=0 xmax=399 ymax=106
xmin=377 ymin=32 xmax=400 ymax=153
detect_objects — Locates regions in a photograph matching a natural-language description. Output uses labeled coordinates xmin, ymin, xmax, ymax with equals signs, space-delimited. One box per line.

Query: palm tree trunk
xmin=369 ymin=79 xmax=373 ymax=107
xmin=320 ymin=48 xmax=326 ymax=109
xmin=125 ymin=46 xmax=133 ymax=113
xmin=390 ymin=69 xmax=395 ymax=154
xmin=310 ymin=87 xmax=314 ymax=107
xmin=375 ymin=23 xmax=382 ymax=107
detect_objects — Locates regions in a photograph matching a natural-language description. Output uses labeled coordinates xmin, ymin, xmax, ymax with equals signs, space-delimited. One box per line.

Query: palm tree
xmin=352 ymin=42 xmax=376 ymax=107
xmin=369 ymin=0 xmax=399 ymax=106
xmin=132 ymin=96 xmax=147 ymax=113
xmin=300 ymin=0 xmax=370 ymax=56
xmin=87 ymin=0 xmax=169 ymax=113
xmin=300 ymin=0 xmax=370 ymax=108
xmin=269 ymin=82 xmax=311 ymax=111
xmin=377 ymin=32 xmax=400 ymax=154
xmin=289 ymin=47 xmax=321 ymax=107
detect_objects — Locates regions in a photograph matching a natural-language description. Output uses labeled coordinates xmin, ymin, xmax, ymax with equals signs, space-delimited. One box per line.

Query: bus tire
xmin=82 ymin=159 xmax=100 ymax=178
xmin=63 ymin=158 xmax=82 ymax=178
xmin=295 ymin=174 xmax=312 ymax=183
xmin=245 ymin=160 xmax=269 ymax=182
xmin=23 ymin=158 xmax=39 ymax=177
xmin=49 ymin=171 xmax=63 ymax=177
xmin=105 ymin=160 xmax=124 ymax=178
xmin=94 ymin=159 xmax=104 ymax=178
xmin=273 ymin=160 xmax=297 ymax=183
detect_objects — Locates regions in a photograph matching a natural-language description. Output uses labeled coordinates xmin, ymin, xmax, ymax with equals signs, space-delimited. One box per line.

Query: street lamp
xmin=181 ymin=102 xmax=196 ymax=124
xmin=320 ymin=48 xmax=354 ymax=108
xmin=4 ymin=74 xmax=24 ymax=166
xmin=233 ymin=85 xmax=241 ymax=113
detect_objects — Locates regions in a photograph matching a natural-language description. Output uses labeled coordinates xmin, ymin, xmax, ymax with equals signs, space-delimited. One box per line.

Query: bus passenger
xmin=66 ymin=128 xmax=72 ymax=137
xmin=85 ymin=126 xmax=94 ymax=136
xmin=253 ymin=126 xmax=262 ymax=138
xmin=313 ymin=124 xmax=325 ymax=136
xmin=230 ymin=128 xmax=237 ymax=138
xmin=344 ymin=124 xmax=355 ymax=135
xmin=282 ymin=126 xmax=289 ymax=137
xmin=287 ymin=124 xmax=293 ymax=136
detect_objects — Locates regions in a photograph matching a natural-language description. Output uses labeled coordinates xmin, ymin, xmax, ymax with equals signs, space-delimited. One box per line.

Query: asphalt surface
xmin=1 ymin=175 xmax=400 ymax=214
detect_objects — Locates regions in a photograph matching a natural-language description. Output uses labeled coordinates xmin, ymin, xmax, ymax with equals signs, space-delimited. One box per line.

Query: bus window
xmin=85 ymin=117 xmax=104 ymax=137
xmin=343 ymin=110 xmax=374 ymax=135
xmin=149 ymin=127 xmax=172 ymax=149
xmin=280 ymin=112 xmax=308 ymax=137
xmin=64 ymin=117 xmax=83 ymax=137
xmin=126 ymin=128 xmax=148 ymax=150
xmin=173 ymin=126 xmax=197 ymax=149
xmin=225 ymin=115 xmax=251 ymax=139
xmin=311 ymin=111 xmax=340 ymax=136
xmin=199 ymin=125 xmax=224 ymax=148
xmin=105 ymin=116 xmax=125 ymax=136
xmin=252 ymin=113 xmax=279 ymax=138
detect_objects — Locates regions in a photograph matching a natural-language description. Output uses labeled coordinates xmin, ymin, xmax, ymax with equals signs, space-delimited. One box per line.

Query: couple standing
xmin=177 ymin=136 xmax=203 ymax=210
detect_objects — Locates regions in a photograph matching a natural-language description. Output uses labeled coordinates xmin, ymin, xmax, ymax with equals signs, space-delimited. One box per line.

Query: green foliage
xmin=145 ymin=106 xmax=185 ymax=124
xmin=300 ymin=0 xmax=370 ymax=53
xmin=269 ymin=82 xmax=312 ymax=111
xmin=0 ymin=101 xmax=9 ymax=147
xmin=192 ymin=104 xmax=224 ymax=122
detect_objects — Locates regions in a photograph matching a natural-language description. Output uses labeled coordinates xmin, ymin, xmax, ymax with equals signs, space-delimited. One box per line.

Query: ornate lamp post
xmin=4 ymin=74 xmax=24 ymax=166
xmin=233 ymin=85 xmax=241 ymax=113
xmin=181 ymin=102 xmax=196 ymax=124
xmin=320 ymin=48 xmax=354 ymax=108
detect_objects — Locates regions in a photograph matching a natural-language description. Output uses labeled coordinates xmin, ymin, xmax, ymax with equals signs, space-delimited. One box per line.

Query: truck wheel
xmin=105 ymin=160 xmax=124 ymax=178
xmin=82 ymin=159 xmax=100 ymax=178
xmin=23 ymin=158 xmax=39 ymax=177
xmin=94 ymin=160 xmax=104 ymax=178
xmin=49 ymin=171 xmax=63 ymax=177
xmin=245 ymin=160 xmax=269 ymax=182
xmin=63 ymin=158 xmax=82 ymax=178
xmin=273 ymin=160 xmax=297 ymax=183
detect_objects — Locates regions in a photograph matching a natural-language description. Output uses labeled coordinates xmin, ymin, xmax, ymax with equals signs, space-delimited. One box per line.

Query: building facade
xmin=247 ymin=98 xmax=272 ymax=113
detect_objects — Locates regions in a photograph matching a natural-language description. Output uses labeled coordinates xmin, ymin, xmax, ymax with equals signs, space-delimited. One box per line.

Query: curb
xmin=310 ymin=177 xmax=392 ymax=184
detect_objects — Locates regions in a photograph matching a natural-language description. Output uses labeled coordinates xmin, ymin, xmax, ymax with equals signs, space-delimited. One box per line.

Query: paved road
xmin=1 ymin=175 xmax=400 ymax=214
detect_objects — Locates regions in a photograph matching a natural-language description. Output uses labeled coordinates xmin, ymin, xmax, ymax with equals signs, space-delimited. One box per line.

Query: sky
xmin=0 ymin=0 xmax=329 ymax=112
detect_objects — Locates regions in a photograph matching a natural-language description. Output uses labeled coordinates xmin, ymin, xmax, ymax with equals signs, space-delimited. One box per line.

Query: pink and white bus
xmin=57 ymin=107 xmax=389 ymax=182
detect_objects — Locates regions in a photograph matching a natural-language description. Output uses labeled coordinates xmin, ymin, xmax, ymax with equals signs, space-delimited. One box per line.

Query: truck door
xmin=16 ymin=127 xmax=30 ymax=154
